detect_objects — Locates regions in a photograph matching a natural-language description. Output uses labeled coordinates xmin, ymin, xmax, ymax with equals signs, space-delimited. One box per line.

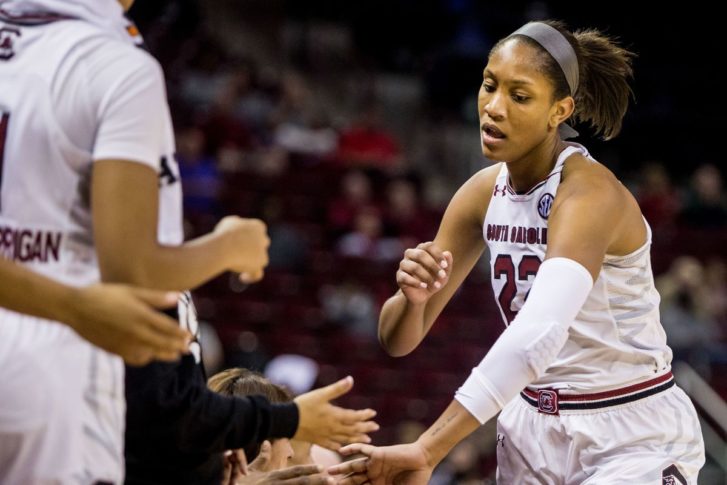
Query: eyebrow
xmin=483 ymin=69 xmax=534 ymax=86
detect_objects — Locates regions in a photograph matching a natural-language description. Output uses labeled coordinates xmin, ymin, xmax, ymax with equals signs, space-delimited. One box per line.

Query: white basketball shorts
xmin=0 ymin=308 xmax=125 ymax=484
xmin=496 ymin=372 xmax=705 ymax=484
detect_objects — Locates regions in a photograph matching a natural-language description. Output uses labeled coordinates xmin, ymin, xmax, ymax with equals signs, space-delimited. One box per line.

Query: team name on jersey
xmin=486 ymin=223 xmax=548 ymax=245
xmin=0 ymin=224 xmax=61 ymax=262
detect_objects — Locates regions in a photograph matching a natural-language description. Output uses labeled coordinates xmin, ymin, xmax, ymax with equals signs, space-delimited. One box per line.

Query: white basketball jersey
xmin=0 ymin=13 xmax=183 ymax=482
xmin=0 ymin=15 xmax=182 ymax=288
xmin=484 ymin=142 xmax=672 ymax=391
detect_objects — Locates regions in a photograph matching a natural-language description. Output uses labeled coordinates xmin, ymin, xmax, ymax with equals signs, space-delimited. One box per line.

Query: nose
xmin=481 ymin=88 xmax=506 ymax=121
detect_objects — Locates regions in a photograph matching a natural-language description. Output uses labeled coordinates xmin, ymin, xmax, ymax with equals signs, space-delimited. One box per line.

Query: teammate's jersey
xmin=484 ymin=142 xmax=672 ymax=391
xmin=0 ymin=14 xmax=182 ymax=287
xmin=0 ymin=12 xmax=183 ymax=483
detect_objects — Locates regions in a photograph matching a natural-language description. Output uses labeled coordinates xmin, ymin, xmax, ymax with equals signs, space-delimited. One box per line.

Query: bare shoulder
xmin=453 ymin=163 xmax=503 ymax=222
xmin=437 ymin=162 xmax=502 ymax=239
xmin=557 ymin=153 xmax=631 ymax=211
xmin=560 ymin=154 xmax=621 ymax=195
xmin=556 ymin=152 xmax=646 ymax=255
xmin=460 ymin=162 xmax=502 ymax=200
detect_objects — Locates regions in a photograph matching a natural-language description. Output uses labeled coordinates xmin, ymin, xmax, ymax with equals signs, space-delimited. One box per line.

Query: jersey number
xmin=0 ymin=111 xmax=9 ymax=213
xmin=493 ymin=254 xmax=542 ymax=324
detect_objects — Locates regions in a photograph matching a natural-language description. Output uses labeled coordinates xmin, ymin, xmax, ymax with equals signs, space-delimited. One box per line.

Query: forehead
xmin=485 ymin=38 xmax=549 ymax=87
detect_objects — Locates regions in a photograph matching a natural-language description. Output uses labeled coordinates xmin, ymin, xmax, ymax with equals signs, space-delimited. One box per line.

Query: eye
xmin=482 ymin=82 xmax=495 ymax=93
xmin=512 ymin=93 xmax=529 ymax=103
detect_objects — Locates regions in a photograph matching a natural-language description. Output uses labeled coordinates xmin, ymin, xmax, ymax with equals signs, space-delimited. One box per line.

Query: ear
xmin=549 ymin=96 xmax=575 ymax=129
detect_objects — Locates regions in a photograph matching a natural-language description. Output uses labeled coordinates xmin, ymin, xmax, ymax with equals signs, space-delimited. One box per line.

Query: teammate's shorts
xmin=496 ymin=372 xmax=705 ymax=484
xmin=0 ymin=308 xmax=125 ymax=484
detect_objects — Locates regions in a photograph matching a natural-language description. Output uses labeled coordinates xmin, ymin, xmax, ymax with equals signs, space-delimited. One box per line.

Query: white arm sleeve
xmin=454 ymin=257 xmax=593 ymax=424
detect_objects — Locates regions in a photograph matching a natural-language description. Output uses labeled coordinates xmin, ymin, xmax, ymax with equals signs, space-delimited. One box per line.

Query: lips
xmin=482 ymin=123 xmax=506 ymax=139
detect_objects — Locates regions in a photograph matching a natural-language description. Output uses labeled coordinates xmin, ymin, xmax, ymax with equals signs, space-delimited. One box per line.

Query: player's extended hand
xmin=222 ymin=449 xmax=248 ymax=485
xmin=294 ymin=376 xmax=379 ymax=451
xmin=248 ymin=440 xmax=274 ymax=473
xmin=396 ymin=242 xmax=453 ymax=305
xmin=235 ymin=465 xmax=334 ymax=485
xmin=328 ymin=442 xmax=432 ymax=485
xmin=214 ymin=216 xmax=270 ymax=283
xmin=70 ymin=284 xmax=190 ymax=366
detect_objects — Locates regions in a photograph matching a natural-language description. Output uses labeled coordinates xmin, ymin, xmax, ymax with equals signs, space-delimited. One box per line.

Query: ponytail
xmin=493 ymin=20 xmax=636 ymax=140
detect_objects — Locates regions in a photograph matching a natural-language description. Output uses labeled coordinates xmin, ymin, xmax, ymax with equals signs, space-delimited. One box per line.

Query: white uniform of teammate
xmin=0 ymin=2 xmax=182 ymax=483
xmin=484 ymin=143 xmax=705 ymax=484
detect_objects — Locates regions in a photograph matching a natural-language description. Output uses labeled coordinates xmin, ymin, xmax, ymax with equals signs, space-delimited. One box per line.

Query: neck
xmin=507 ymin=136 xmax=567 ymax=193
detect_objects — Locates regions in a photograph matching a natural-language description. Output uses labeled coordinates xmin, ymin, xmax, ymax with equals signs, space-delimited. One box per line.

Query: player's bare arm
xmin=0 ymin=258 xmax=190 ymax=365
xmin=378 ymin=164 xmax=498 ymax=356
xmin=92 ymin=160 xmax=269 ymax=291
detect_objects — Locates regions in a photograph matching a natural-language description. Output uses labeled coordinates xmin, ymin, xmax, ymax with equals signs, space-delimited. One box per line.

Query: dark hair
xmin=208 ymin=368 xmax=294 ymax=460
xmin=492 ymin=20 xmax=635 ymax=141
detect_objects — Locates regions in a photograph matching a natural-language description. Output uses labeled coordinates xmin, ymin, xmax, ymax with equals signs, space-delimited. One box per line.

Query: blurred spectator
xmin=261 ymin=197 xmax=309 ymax=271
xmin=177 ymin=127 xmax=221 ymax=219
xmin=201 ymin=75 xmax=256 ymax=157
xmin=336 ymin=105 xmax=404 ymax=171
xmin=230 ymin=61 xmax=277 ymax=135
xmin=320 ymin=280 xmax=378 ymax=338
xmin=327 ymin=170 xmax=375 ymax=238
xmin=636 ymin=162 xmax=680 ymax=230
xmin=270 ymin=71 xmax=318 ymax=128
xmin=680 ymin=164 xmax=727 ymax=229
xmin=384 ymin=177 xmax=435 ymax=245
xmin=336 ymin=206 xmax=403 ymax=262
xmin=657 ymin=256 xmax=726 ymax=376
xmin=705 ymin=258 xmax=727 ymax=325
xmin=273 ymin=108 xmax=338 ymax=160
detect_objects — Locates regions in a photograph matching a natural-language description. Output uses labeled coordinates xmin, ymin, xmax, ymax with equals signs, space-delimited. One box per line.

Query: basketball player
xmin=329 ymin=20 xmax=705 ymax=484
xmin=0 ymin=257 xmax=191 ymax=365
xmin=0 ymin=0 xmax=376 ymax=483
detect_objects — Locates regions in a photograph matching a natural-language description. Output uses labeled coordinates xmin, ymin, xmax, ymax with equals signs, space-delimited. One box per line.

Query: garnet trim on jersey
xmin=506 ymin=170 xmax=562 ymax=196
xmin=520 ymin=372 xmax=675 ymax=412
xmin=0 ymin=9 xmax=74 ymax=26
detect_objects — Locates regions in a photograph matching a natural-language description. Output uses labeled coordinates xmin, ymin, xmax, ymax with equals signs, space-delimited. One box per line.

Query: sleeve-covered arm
xmin=125 ymin=356 xmax=299 ymax=455
xmin=454 ymin=257 xmax=593 ymax=423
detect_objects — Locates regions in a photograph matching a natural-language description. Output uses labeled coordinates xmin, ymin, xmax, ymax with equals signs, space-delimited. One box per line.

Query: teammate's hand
xmin=329 ymin=442 xmax=432 ymax=485
xmin=222 ymin=449 xmax=248 ymax=485
xmin=293 ymin=376 xmax=379 ymax=451
xmin=70 ymin=285 xmax=190 ymax=366
xmin=397 ymin=242 xmax=453 ymax=305
xmin=236 ymin=465 xmax=334 ymax=485
xmin=214 ymin=216 xmax=270 ymax=283
xmin=248 ymin=440 xmax=274 ymax=473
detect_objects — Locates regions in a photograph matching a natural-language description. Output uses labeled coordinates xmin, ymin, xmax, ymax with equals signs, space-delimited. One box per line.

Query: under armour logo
xmin=493 ymin=184 xmax=507 ymax=197
xmin=496 ymin=433 xmax=505 ymax=447
xmin=0 ymin=27 xmax=21 ymax=61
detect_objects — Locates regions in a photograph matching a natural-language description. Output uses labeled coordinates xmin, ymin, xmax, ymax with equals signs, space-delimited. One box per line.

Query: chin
xmin=481 ymin=144 xmax=507 ymax=162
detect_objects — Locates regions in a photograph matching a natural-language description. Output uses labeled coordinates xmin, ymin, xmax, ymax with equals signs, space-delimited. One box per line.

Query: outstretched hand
xmin=328 ymin=442 xmax=433 ymax=485
xmin=294 ymin=376 xmax=379 ymax=451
